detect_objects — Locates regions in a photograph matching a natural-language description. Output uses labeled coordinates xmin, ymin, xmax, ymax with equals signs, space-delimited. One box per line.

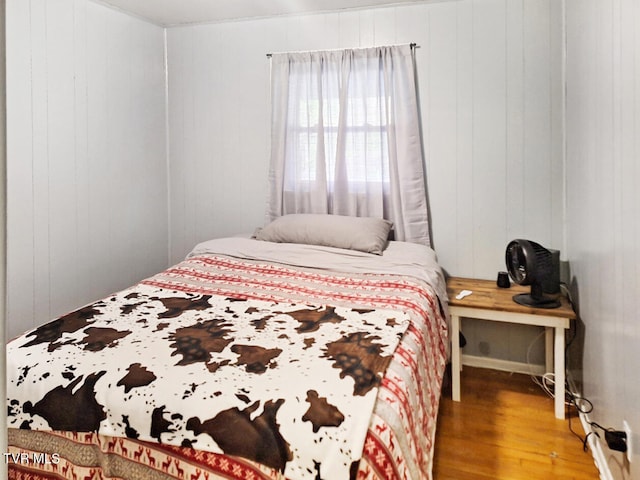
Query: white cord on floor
xmin=526 ymin=329 xmax=558 ymax=400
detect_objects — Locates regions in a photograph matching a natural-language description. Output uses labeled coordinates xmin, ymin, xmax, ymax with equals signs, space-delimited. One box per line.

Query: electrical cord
xmin=565 ymin=388 xmax=595 ymax=451
xmin=524 ymin=283 xmax=624 ymax=455
xmin=523 ymin=294 xmax=594 ymax=454
xmin=528 ymin=357 xmax=595 ymax=453
xmin=557 ymin=282 xmax=598 ymax=452
xmin=525 ymin=329 xmax=559 ymax=400
xmin=526 ymin=282 xmax=578 ymax=400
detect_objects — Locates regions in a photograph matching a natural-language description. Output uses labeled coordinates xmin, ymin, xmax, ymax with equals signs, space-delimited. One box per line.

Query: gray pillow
xmin=254 ymin=214 xmax=393 ymax=255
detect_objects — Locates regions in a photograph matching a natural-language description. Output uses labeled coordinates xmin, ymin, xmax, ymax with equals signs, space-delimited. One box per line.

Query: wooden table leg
xmin=554 ymin=326 xmax=565 ymax=419
xmin=451 ymin=313 xmax=461 ymax=402
xmin=545 ymin=327 xmax=553 ymax=373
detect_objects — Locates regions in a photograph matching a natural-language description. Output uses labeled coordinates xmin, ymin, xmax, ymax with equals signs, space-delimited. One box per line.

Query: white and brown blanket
xmin=7 ymin=248 xmax=445 ymax=480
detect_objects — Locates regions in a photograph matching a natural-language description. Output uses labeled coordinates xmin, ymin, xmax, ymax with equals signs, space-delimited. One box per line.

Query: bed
xmin=6 ymin=218 xmax=449 ymax=480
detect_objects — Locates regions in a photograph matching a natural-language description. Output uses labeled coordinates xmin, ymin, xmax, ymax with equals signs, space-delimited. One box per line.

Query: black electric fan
xmin=505 ymin=239 xmax=560 ymax=309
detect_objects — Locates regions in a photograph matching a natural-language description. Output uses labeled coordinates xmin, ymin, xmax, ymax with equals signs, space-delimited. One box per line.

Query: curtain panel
xmin=267 ymin=44 xmax=431 ymax=246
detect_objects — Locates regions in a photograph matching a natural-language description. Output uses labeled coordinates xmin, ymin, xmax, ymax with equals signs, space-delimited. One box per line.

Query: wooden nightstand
xmin=446 ymin=276 xmax=576 ymax=419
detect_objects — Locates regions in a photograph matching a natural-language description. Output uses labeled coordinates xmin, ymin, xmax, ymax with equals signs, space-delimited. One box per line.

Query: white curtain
xmin=267 ymin=44 xmax=431 ymax=246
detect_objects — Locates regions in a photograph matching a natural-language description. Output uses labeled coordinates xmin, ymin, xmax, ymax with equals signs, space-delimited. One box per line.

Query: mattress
xmin=6 ymin=238 xmax=448 ymax=480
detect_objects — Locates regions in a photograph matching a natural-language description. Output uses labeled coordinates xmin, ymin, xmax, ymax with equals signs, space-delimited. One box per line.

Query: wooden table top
xmin=446 ymin=276 xmax=576 ymax=319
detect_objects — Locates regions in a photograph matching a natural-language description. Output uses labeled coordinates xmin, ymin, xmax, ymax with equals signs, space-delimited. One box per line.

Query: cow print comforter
xmin=7 ymin=253 xmax=445 ymax=480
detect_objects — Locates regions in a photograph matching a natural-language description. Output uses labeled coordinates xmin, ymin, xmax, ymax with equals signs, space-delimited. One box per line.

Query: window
xmin=289 ymin=92 xmax=390 ymax=189
xmin=267 ymin=45 xmax=431 ymax=245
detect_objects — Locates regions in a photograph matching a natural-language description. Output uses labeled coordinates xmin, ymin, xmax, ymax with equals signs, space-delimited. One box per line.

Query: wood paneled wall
xmin=166 ymin=0 xmax=564 ymax=366
xmin=5 ymin=0 xmax=168 ymax=339
xmin=565 ymin=0 xmax=640 ymax=471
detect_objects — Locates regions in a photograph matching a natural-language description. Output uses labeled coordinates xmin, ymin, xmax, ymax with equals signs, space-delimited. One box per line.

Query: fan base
xmin=512 ymin=293 xmax=560 ymax=309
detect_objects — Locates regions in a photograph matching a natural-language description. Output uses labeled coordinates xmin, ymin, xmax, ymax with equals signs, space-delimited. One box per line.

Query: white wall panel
xmin=565 ymin=0 xmax=640 ymax=470
xmin=166 ymin=0 xmax=563 ymax=366
xmin=5 ymin=0 xmax=35 ymax=334
xmin=6 ymin=0 xmax=168 ymax=339
xmin=426 ymin=3 xmax=456 ymax=272
xmin=522 ymin=0 xmax=553 ymax=243
xmin=47 ymin=0 xmax=78 ymax=318
xmin=471 ymin=0 xmax=508 ymax=276
xmin=455 ymin=1 xmax=475 ymax=276
xmin=30 ymin=0 xmax=52 ymax=326
xmin=505 ymin=0 xmax=525 ymax=244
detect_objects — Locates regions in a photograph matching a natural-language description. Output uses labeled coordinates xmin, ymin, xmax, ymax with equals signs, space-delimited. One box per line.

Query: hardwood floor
xmin=433 ymin=367 xmax=599 ymax=480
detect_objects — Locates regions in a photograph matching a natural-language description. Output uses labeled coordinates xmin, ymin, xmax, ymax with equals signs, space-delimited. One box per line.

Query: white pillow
xmin=253 ymin=214 xmax=393 ymax=255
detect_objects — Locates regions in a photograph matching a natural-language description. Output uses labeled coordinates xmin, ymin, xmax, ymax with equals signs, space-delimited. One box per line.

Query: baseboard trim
xmin=461 ymin=354 xmax=546 ymax=376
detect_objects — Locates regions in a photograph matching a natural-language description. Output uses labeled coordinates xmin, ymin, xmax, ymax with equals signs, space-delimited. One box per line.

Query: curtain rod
xmin=266 ymin=43 xmax=417 ymax=58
